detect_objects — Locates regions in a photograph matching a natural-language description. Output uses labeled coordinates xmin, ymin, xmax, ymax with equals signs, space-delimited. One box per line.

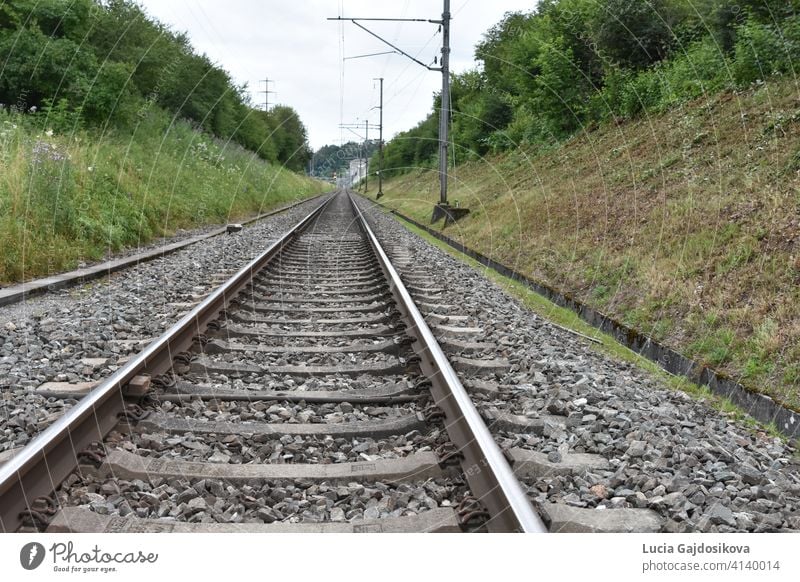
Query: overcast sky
xmin=136 ymin=1 xmax=536 ymax=150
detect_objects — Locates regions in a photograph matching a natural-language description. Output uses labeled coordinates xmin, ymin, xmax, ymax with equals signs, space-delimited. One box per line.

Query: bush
xmin=596 ymin=37 xmax=730 ymax=120
xmin=591 ymin=0 xmax=677 ymax=70
xmin=591 ymin=67 xmax=632 ymax=119
xmin=659 ymin=38 xmax=730 ymax=107
xmin=621 ymin=68 xmax=664 ymax=117
xmin=535 ymin=40 xmax=593 ymax=136
xmin=733 ymin=19 xmax=794 ymax=85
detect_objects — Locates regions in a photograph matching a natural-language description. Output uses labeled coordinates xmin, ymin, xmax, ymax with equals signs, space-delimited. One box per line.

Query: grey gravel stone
xmin=626 ymin=441 xmax=647 ymax=458
xmin=176 ymin=488 xmax=199 ymax=505
xmin=207 ymin=451 xmax=231 ymax=464
xmin=547 ymin=451 xmax=562 ymax=463
xmin=662 ymin=492 xmax=686 ymax=507
xmin=546 ymin=400 xmax=568 ymax=416
xmin=663 ymin=519 xmax=687 ymax=533
xmin=705 ymin=503 xmax=737 ymax=527
xmin=738 ymin=464 xmax=765 ymax=486
xmin=56 ymin=471 xmax=467 ymax=525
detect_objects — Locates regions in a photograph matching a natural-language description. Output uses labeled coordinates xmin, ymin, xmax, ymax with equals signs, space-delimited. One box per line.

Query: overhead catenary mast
xmin=375 ymin=77 xmax=384 ymax=199
xmin=437 ymin=1 xmax=450 ymax=209
xmin=363 ymin=119 xmax=369 ymax=193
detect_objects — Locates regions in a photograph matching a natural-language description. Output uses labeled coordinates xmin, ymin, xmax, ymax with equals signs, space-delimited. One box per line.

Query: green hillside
xmin=0 ymin=0 xmax=323 ymax=283
xmin=0 ymin=108 xmax=323 ymax=283
xmin=371 ymin=0 xmax=800 ymax=409
xmin=372 ymin=75 xmax=800 ymax=410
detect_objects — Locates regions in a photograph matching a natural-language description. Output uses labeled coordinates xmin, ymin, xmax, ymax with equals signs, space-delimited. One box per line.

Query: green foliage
xmin=266 ymin=106 xmax=313 ymax=172
xmin=733 ymin=16 xmax=800 ymax=85
xmin=475 ymin=11 xmax=538 ymax=97
xmin=40 ymin=99 xmax=82 ymax=133
xmin=0 ymin=0 xmax=311 ymax=166
xmin=591 ymin=0 xmax=677 ymax=70
xmin=83 ymin=61 xmax=137 ymax=126
xmin=535 ymin=39 xmax=592 ymax=136
xmin=658 ymin=38 xmax=730 ymax=102
xmin=382 ymin=0 xmax=800 ymax=172
xmin=596 ymin=37 xmax=730 ymax=118
xmin=539 ymin=0 xmax=604 ymax=86
xmin=450 ymin=70 xmax=514 ymax=157
xmin=381 ymin=113 xmax=439 ymax=177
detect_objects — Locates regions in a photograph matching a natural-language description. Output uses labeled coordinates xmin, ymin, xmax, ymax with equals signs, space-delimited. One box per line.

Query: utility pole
xmin=438 ymin=0 xmax=450 ymax=207
xmin=363 ymin=119 xmax=369 ymax=193
xmin=259 ymin=78 xmax=275 ymax=111
xmin=375 ymin=77 xmax=384 ymax=199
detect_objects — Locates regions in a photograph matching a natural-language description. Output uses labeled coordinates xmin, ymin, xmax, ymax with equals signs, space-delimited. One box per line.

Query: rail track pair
xmin=0 ymin=191 xmax=546 ymax=533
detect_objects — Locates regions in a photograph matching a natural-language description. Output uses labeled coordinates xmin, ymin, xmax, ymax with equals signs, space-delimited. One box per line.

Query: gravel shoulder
xmin=0 ymin=195 xmax=328 ymax=452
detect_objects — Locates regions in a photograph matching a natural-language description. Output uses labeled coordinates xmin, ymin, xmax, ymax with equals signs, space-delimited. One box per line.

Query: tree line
xmin=0 ymin=0 xmax=311 ymax=171
xmin=380 ymin=0 xmax=799 ymax=174
xmin=310 ymin=140 xmax=380 ymax=181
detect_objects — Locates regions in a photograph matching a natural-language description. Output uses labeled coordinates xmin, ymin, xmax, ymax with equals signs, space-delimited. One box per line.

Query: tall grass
xmin=0 ymin=108 xmax=324 ymax=283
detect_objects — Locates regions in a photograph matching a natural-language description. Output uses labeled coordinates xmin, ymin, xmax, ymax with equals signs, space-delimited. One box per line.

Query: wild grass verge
xmin=0 ymin=108 xmax=324 ymax=284
xmin=369 ymin=76 xmax=800 ymax=410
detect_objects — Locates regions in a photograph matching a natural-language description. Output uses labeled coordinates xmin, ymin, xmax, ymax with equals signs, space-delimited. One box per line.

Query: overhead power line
xmin=258 ymin=78 xmax=276 ymax=111
xmin=328 ymin=1 xmax=455 ymax=213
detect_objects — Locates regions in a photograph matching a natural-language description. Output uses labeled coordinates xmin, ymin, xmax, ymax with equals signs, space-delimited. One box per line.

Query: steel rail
xmin=0 ymin=194 xmax=334 ymax=532
xmin=348 ymin=192 xmax=547 ymax=533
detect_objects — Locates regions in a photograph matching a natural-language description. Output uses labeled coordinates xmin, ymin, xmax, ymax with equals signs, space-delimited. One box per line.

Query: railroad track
xmin=0 ymin=191 xmax=546 ymax=533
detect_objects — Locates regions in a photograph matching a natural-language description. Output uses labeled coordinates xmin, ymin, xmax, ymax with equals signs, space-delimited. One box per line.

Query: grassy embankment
xmin=369 ymin=76 xmax=800 ymax=410
xmin=0 ymin=108 xmax=325 ymax=284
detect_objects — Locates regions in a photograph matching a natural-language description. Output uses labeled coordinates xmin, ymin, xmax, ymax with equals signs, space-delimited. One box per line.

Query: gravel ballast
xmin=354 ymin=195 xmax=800 ymax=533
xmin=145 ymin=398 xmax=420 ymax=425
xmin=107 ymin=426 xmax=447 ymax=465
xmin=56 ymin=470 xmax=467 ymax=524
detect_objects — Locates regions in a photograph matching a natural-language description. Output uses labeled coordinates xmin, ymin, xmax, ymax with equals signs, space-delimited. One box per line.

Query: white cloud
xmin=137 ymin=0 xmax=537 ymax=149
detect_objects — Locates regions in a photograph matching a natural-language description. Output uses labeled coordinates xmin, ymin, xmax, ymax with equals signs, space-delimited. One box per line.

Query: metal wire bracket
xmin=77 ymin=442 xmax=107 ymax=467
xmin=456 ymin=496 xmax=490 ymax=531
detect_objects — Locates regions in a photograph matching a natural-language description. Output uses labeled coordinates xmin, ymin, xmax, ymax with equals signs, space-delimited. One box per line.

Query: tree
xmin=0 ymin=0 xmax=315 ymax=168
xmin=89 ymin=0 xmax=179 ymax=99
xmin=591 ymin=0 xmax=677 ymax=69
xmin=475 ymin=11 xmax=538 ymax=96
xmin=266 ymin=106 xmax=312 ymax=172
